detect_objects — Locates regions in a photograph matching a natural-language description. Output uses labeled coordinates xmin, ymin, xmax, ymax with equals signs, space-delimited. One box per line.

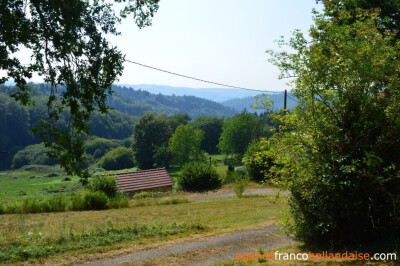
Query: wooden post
xmin=284 ymin=89 xmax=287 ymax=114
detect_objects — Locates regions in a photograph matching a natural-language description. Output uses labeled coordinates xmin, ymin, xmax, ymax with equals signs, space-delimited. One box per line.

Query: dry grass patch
xmin=0 ymin=196 xmax=287 ymax=264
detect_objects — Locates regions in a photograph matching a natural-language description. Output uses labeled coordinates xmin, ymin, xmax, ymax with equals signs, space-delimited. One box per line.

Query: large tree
xmin=169 ymin=124 xmax=204 ymax=166
xmin=0 ymin=0 xmax=159 ymax=180
xmin=132 ymin=113 xmax=172 ymax=170
xmin=217 ymin=111 xmax=260 ymax=157
xmin=192 ymin=116 xmax=223 ymax=154
xmin=269 ymin=3 xmax=400 ymax=246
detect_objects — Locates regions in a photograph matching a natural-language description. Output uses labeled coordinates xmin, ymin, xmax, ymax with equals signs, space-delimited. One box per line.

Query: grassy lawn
xmin=0 ymin=165 xmax=80 ymax=200
xmin=0 ymin=195 xmax=286 ymax=264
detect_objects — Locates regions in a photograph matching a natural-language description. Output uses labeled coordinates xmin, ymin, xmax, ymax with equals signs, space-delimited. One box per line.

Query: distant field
xmin=0 ymin=165 xmax=80 ymax=200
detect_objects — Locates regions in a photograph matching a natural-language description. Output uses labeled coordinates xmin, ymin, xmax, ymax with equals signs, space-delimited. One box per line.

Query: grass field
xmin=0 ymin=161 xmax=283 ymax=263
xmin=0 ymin=194 xmax=286 ymax=264
xmin=0 ymin=165 xmax=80 ymax=199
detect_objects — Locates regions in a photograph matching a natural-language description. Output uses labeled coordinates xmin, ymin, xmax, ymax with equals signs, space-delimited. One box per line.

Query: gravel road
xmin=72 ymin=188 xmax=292 ymax=266
xmin=77 ymin=225 xmax=293 ymax=266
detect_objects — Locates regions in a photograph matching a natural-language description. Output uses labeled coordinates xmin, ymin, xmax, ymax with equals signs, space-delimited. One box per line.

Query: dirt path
xmin=77 ymin=225 xmax=293 ymax=266
xmin=72 ymin=188 xmax=292 ymax=266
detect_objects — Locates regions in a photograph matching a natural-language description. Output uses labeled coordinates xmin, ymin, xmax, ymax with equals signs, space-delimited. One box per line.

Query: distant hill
xmin=116 ymin=84 xmax=267 ymax=103
xmin=221 ymin=93 xmax=297 ymax=113
xmin=0 ymin=83 xmax=237 ymax=119
xmin=109 ymin=85 xmax=237 ymax=117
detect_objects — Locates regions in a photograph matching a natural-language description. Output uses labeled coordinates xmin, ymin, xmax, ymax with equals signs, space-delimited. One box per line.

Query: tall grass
xmin=0 ymin=220 xmax=207 ymax=263
xmin=0 ymin=190 xmax=129 ymax=214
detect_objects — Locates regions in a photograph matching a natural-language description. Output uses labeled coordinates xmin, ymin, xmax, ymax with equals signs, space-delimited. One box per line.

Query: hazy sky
xmin=110 ymin=0 xmax=320 ymax=92
xmin=3 ymin=0 xmax=320 ymax=92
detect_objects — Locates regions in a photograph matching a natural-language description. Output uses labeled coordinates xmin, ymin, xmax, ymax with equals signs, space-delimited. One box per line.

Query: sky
xmin=110 ymin=0 xmax=320 ymax=92
xmin=3 ymin=0 xmax=321 ymax=92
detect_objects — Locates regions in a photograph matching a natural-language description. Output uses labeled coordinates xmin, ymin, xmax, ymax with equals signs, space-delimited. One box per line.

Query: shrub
xmin=242 ymin=138 xmax=274 ymax=182
xmin=178 ymin=162 xmax=221 ymax=192
xmin=97 ymin=147 xmax=134 ymax=171
xmin=223 ymin=169 xmax=245 ymax=184
xmin=86 ymin=138 xmax=120 ymax=159
xmin=70 ymin=190 xmax=109 ymax=211
xmin=11 ymin=143 xmax=57 ymax=169
xmin=47 ymin=194 xmax=68 ymax=212
xmin=108 ymin=193 xmax=129 ymax=209
xmin=82 ymin=190 xmax=109 ymax=210
xmin=234 ymin=181 xmax=247 ymax=198
xmin=91 ymin=174 xmax=118 ymax=198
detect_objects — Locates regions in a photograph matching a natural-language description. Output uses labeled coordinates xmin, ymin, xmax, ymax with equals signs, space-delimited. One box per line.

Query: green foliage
xmin=0 ymin=94 xmax=32 ymax=154
xmin=192 ymin=116 xmax=224 ymax=154
xmin=223 ymin=169 xmax=246 ymax=184
xmin=234 ymin=182 xmax=247 ymax=198
xmin=98 ymin=147 xmax=134 ymax=171
xmin=82 ymin=191 xmax=110 ymax=210
xmin=166 ymin=113 xmax=190 ymax=131
xmin=178 ymin=162 xmax=221 ymax=192
xmin=217 ymin=111 xmax=260 ymax=156
xmin=153 ymin=145 xmax=171 ymax=168
xmin=86 ymin=137 xmax=121 ymax=159
xmin=108 ymin=194 xmax=129 ymax=209
xmin=70 ymin=190 xmax=109 ymax=211
xmin=11 ymin=143 xmax=57 ymax=169
xmin=87 ymin=111 xmax=135 ymax=139
xmin=169 ymin=124 xmax=204 ymax=166
xmin=91 ymin=174 xmax=118 ymax=198
xmin=0 ymin=1 xmax=159 ymax=179
xmin=242 ymin=138 xmax=274 ymax=182
xmin=269 ymin=5 xmax=400 ymax=247
xmin=133 ymin=113 xmax=173 ymax=169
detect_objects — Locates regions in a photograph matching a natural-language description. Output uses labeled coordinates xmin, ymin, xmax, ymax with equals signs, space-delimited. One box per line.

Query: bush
xmin=71 ymin=190 xmax=109 ymax=211
xmin=223 ymin=169 xmax=246 ymax=184
xmin=11 ymin=143 xmax=57 ymax=169
xmin=242 ymin=138 xmax=274 ymax=182
xmin=47 ymin=194 xmax=68 ymax=212
xmin=234 ymin=182 xmax=247 ymax=198
xmin=84 ymin=191 xmax=109 ymax=210
xmin=86 ymin=138 xmax=120 ymax=159
xmin=91 ymin=174 xmax=118 ymax=198
xmin=108 ymin=194 xmax=129 ymax=209
xmin=178 ymin=162 xmax=221 ymax=192
xmin=97 ymin=147 xmax=134 ymax=171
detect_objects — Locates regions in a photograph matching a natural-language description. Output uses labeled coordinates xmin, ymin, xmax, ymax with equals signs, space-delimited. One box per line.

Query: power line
xmin=124 ymin=59 xmax=281 ymax=93
xmin=287 ymin=94 xmax=298 ymax=103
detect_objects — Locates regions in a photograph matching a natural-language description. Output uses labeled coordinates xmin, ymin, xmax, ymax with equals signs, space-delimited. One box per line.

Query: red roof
xmin=114 ymin=168 xmax=174 ymax=193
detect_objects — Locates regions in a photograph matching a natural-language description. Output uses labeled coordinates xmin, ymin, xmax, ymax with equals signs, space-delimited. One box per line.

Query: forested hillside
xmin=0 ymin=83 xmax=236 ymax=169
xmin=108 ymin=85 xmax=237 ymax=117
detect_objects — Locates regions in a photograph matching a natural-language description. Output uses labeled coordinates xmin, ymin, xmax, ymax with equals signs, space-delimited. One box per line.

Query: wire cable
xmin=287 ymin=94 xmax=298 ymax=103
xmin=124 ymin=59 xmax=281 ymax=93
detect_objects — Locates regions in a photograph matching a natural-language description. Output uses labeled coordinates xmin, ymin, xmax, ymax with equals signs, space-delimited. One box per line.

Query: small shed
xmin=114 ymin=168 xmax=174 ymax=194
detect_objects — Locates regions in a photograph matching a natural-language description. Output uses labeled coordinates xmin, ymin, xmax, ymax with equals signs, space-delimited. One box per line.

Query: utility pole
xmin=284 ymin=89 xmax=287 ymax=114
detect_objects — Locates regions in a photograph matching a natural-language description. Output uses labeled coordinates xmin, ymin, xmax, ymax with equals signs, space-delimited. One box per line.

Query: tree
xmin=0 ymin=0 xmax=160 ymax=181
xmin=97 ymin=147 xmax=134 ymax=171
xmin=169 ymin=124 xmax=204 ymax=166
xmin=132 ymin=113 xmax=172 ymax=169
xmin=217 ymin=111 xmax=260 ymax=156
xmin=192 ymin=116 xmax=223 ymax=154
xmin=269 ymin=5 xmax=400 ymax=246
xmin=167 ymin=114 xmax=190 ymax=131
xmin=242 ymin=138 xmax=274 ymax=182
